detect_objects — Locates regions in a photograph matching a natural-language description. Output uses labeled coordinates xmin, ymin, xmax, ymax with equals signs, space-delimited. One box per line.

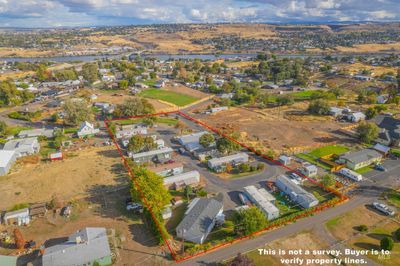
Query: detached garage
xmin=0 ymin=150 xmax=16 ymax=176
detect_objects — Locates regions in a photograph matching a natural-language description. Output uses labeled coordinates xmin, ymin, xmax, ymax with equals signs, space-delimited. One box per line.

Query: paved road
xmin=175 ymin=157 xmax=399 ymax=266
xmin=177 ymin=195 xmax=373 ymax=266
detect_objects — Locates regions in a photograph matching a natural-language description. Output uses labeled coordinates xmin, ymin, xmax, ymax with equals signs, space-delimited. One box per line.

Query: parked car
xmin=374 ymin=164 xmax=387 ymax=172
xmin=372 ymin=202 xmax=395 ymax=216
xmin=126 ymin=202 xmax=143 ymax=212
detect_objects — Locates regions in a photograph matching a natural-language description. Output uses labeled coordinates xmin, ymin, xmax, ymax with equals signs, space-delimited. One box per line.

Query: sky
xmin=0 ymin=0 xmax=399 ymax=28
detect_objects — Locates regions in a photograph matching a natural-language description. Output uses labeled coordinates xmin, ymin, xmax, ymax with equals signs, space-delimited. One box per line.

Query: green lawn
xmin=6 ymin=126 xmax=32 ymax=136
xmin=140 ymin=89 xmax=199 ymax=106
xmin=387 ymin=190 xmax=400 ymax=208
xmin=308 ymin=145 xmax=349 ymax=157
xmin=115 ymin=117 xmax=179 ymax=126
xmin=296 ymin=153 xmax=331 ymax=170
xmin=355 ymin=165 xmax=374 ymax=174
xmin=391 ymin=149 xmax=400 ymax=157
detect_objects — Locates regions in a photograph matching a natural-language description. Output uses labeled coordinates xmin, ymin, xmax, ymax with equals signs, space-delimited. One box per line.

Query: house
xmin=347 ymin=112 xmax=366 ymax=122
xmin=373 ymin=115 xmax=400 ymax=147
xmin=0 ymin=255 xmax=17 ymax=266
xmin=210 ymin=106 xmax=228 ymax=113
xmin=243 ymin=186 xmax=279 ymax=221
xmin=176 ymin=195 xmax=224 ymax=244
xmin=77 ymin=121 xmax=100 ymax=138
xmin=149 ymin=162 xmax=184 ymax=177
xmin=354 ymin=75 xmax=372 ymax=81
xmin=372 ymin=143 xmax=391 ymax=155
xmin=163 ymin=170 xmax=200 ymax=189
xmin=278 ymin=155 xmax=291 ymax=166
xmin=339 ymin=149 xmax=383 ymax=170
xmin=2 ymin=208 xmax=30 ymax=226
xmin=3 ymin=137 xmax=40 ymax=157
xmin=275 ymin=175 xmax=319 ymax=209
xmin=177 ymin=131 xmax=208 ymax=152
xmin=193 ymin=147 xmax=219 ymax=161
xmin=17 ymin=128 xmax=54 ymax=139
xmin=262 ymin=84 xmax=279 ymax=90
xmin=154 ymin=80 xmax=165 ymax=88
xmin=129 ymin=147 xmax=173 ymax=163
xmin=377 ymin=94 xmax=389 ymax=104
xmin=0 ymin=150 xmax=16 ymax=176
xmin=115 ymin=126 xmax=147 ymax=139
xmin=329 ymin=107 xmax=344 ymax=117
xmin=42 ymin=227 xmax=112 ymax=266
xmin=208 ymin=153 xmax=249 ymax=171
xmin=303 ymin=164 xmax=318 ymax=177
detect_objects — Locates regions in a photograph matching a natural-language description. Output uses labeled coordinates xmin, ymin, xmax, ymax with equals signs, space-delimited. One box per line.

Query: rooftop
xmin=340 ymin=149 xmax=382 ymax=164
xmin=0 ymin=150 xmax=16 ymax=168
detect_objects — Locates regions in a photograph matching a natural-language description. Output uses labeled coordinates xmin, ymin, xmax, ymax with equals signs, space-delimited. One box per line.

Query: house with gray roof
xmin=129 ymin=147 xmax=173 ymax=163
xmin=338 ymin=148 xmax=382 ymax=170
xmin=177 ymin=131 xmax=208 ymax=152
xmin=2 ymin=137 xmax=40 ymax=158
xmin=275 ymin=175 xmax=319 ymax=209
xmin=42 ymin=227 xmax=112 ymax=266
xmin=243 ymin=186 xmax=279 ymax=220
xmin=373 ymin=115 xmax=400 ymax=147
xmin=17 ymin=128 xmax=54 ymax=139
xmin=208 ymin=153 xmax=249 ymax=172
xmin=176 ymin=195 xmax=224 ymax=244
xmin=0 ymin=150 xmax=16 ymax=176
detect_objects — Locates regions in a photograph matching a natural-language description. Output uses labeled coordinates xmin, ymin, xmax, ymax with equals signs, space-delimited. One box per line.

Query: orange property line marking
xmin=104 ymin=110 xmax=348 ymax=264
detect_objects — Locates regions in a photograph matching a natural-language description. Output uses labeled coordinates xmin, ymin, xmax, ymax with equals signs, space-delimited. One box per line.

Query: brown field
xmin=93 ymin=91 xmax=174 ymax=112
xmin=326 ymin=205 xmax=388 ymax=241
xmin=163 ymin=84 xmax=210 ymax=99
xmin=0 ymin=70 xmax=35 ymax=81
xmin=245 ymin=231 xmax=331 ymax=266
xmin=0 ymin=47 xmax=56 ymax=58
xmin=336 ymin=42 xmax=400 ymax=53
xmin=194 ymin=106 xmax=346 ymax=154
xmin=0 ymin=146 xmax=123 ymax=210
xmin=339 ymin=63 xmax=397 ymax=76
xmin=87 ymin=35 xmax=143 ymax=49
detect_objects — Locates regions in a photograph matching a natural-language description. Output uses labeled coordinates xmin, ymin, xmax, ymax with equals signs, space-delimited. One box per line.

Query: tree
xmin=356 ymin=122 xmax=379 ymax=143
xmin=114 ymin=98 xmax=155 ymax=118
xmin=63 ymin=99 xmax=93 ymax=126
xmin=0 ymin=120 xmax=7 ymax=137
xmin=144 ymin=136 xmax=157 ymax=151
xmin=365 ymin=107 xmax=378 ymax=119
xmin=118 ymin=80 xmax=129 ymax=89
xmin=232 ymin=207 xmax=267 ymax=236
xmin=14 ymin=229 xmax=25 ymax=250
xmin=36 ymin=64 xmax=51 ymax=81
xmin=216 ymin=137 xmax=241 ymax=155
xmin=395 ymin=228 xmax=400 ymax=241
xmin=55 ymin=68 xmax=77 ymax=81
xmin=82 ymin=63 xmax=99 ymax=84
xmin=227 ymin=253 xmax=255 ymax=266
xmin=276 ymin=95 xmax=294 ymax=106
xmin=397 ymin=68 xmax=400 ymax=89
xmin=321 ymin=174 xmax=335 ymax=187
xmin=357 ymin=225 xmax=368 ymax=232
xmin=0 ymin=80 xmax=33 ymax=107
xmin=199 ymin=133 xmax=215 ymax=148
xmin=238 ymin=163 xmax=251 ymax=173
xmin=174 ymin=120 xmax=187 ymax=134
xmin=127 ymin=135 xmax=145 ymax=153
xmin=308 ymin=99 xmax=330 ymax=115
xmin=380 ymin=236 xmax=394 ymax=251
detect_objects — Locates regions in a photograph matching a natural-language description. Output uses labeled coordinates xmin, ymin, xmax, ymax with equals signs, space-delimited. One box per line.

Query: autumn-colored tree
xmin=14 ymin=229 xmax=25 ymax=250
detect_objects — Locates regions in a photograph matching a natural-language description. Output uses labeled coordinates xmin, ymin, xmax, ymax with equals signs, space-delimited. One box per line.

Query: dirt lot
xmin=326 ymin=205 xmax=389 ymax=241
xmin=193 ymin=106 xmax=347 ymax=154
xmin=0 ymin=146 xmax=123 ymax=210
xmin=93 ymin=91 xmax=174 ymax=112
xmin=245 ymin=231 xmax=331 ymax=266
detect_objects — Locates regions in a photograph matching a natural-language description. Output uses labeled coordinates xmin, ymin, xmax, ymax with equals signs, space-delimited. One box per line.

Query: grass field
xmin=387 ymin=190 xmax=400 ymax=208
xmin=308 ymin=145 xmax=349 ymax=157
xmin=140 ymin=89 xmax=199 ymax=106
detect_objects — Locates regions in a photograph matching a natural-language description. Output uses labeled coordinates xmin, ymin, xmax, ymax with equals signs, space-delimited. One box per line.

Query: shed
xmin=278 ymin=155 xmax=291 ymax=166
xmin=372 ymin=143 xmax=390 ymax=155
xmin=3 ymin=208 xmax=30 ymax=226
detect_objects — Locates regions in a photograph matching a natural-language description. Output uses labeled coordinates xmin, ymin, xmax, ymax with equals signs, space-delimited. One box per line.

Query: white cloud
xmin=0 ymin=0 xmax=398 ymax=27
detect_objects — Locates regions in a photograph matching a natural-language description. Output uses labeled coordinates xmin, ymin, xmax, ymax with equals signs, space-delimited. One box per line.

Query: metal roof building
xmin=0 ymin=150 xmax=16 ymax=176
xmin=243 ymin=186 xmax=279 ymax=220
xmin=176 ymin=195 xmax=224 ymax=244
xmin=275 ymin=175 xmax=319 ymax=209
xmin=163 ymin=170 xmax=200 ymax=189
xmin=207 ymin=152 xmax=249 ymax=170
xmin=42 ymin=227 xmax=112 ymax=266
xmin=339 ymin=148 xmax=382 ymax=170
xmin=129 ymin=147 xmax=173 ymax=163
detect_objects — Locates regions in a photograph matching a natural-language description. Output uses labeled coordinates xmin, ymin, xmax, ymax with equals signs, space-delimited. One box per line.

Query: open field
xmin=140 ymin=89 xmax=200 ymax=107
xmin=195 ymin=107 xmax=348 ymax=154
xmin=335 ymin=42 xmax=400 ymax=53
xmin=241 ymin=231 xmax=331 ymax=266
xmin=339 ymin=63 xmax=398 ymax=77
xmin=163 ymin=84 xmax=210 ymax=99
xmin=0 ymin=146 xmax=123 ymax=210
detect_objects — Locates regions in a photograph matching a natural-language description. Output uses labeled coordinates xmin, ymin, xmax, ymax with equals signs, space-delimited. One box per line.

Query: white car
xmin=372 ymin=202 xmax=395 ymax=216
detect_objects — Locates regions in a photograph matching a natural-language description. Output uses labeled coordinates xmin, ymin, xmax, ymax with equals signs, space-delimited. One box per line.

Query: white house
xmin=2 ymin=208 xmax=30 ymax=226
xmin=347 ymin=112 xmax=366 ymax=122
xmin=0 ymin=150 xmax=17 ymax=176
xmin=3 ymin=137 xmax=40 ymax=158
xmin=163 ymin=170 xmax=200 ymax=189
xmin=77 ymin=121 xmax=100 ymax=138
